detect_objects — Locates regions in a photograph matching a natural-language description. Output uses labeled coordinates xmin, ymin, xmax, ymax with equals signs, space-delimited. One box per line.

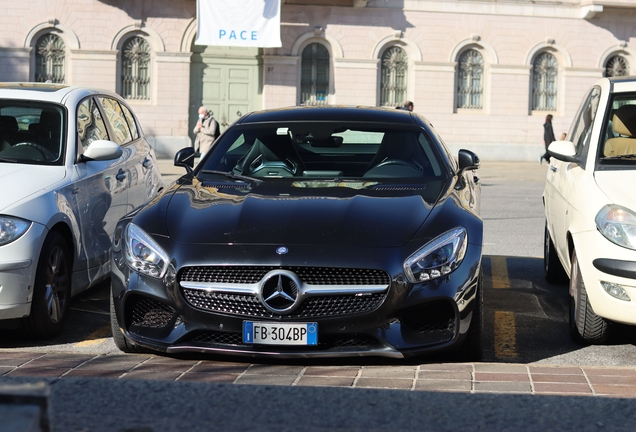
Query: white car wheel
xmin=569 ymin=248 xmax=610 ymax=344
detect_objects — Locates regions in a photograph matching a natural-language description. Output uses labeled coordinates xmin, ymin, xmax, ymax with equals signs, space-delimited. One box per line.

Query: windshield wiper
xmin=200 ymin=170 xmax=261 ymax=183
xmin=603 ymin=154 xmax=636 ymax=160
xmin=0 ymin=157 xmax=18 ymax=163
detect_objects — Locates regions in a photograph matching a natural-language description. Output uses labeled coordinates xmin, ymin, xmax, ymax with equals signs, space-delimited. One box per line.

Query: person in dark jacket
xmin=540 ymin=114 xmax=555 ymax=164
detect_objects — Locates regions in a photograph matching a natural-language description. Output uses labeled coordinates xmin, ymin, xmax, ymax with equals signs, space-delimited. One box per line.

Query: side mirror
xmin=548 ymin=140 xmax=578 ymax=163
xmin=174 ymin=147 xmax=195 ymax=173
xmin=455 ymin=149 xmax=480 ymax=190
xmin=81 ymin=140 xmax=123 ymax=162
xmin=458 ymin=149 xmax=480 ymax=172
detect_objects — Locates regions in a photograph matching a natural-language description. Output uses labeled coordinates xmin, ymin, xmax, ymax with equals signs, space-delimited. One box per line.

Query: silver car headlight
xmin=124 ymin=223 xmax=169 ymax=278
xmin=595 ymin=205 xmax=636 ymax=250
xmin=0 ymin=216 xmax=31 ymax=246
xmin=404 ymin=227 xmax=468 ymax=283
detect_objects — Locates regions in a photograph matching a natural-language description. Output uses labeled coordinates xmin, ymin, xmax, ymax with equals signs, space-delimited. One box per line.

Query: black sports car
xmin=110 ymin=106 xmax=483 ymax=360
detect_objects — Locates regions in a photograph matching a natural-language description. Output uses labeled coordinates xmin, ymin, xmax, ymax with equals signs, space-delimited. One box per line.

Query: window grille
xmin=604 ymin=55 xmax=629 ymax=77
xmin=300 ymin=43 xmax=329 ymax=105
xmin=121 ymin=36 xmax=151 ymax=100
xmin=456 ymin=49 xmax=483 ymax=109
xmin=35 ymin=34 xmax=65 ymax=83
xmin=532 ymin=52 xmax=558 ymax=111
xmin=380 ymin=46 xmax=408 ymax=107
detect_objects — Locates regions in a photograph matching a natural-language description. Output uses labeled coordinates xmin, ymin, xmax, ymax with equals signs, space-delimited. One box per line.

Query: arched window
xmin=300 ymin=43 xmax=329 ymax=105
xmin=604 ymin=55 xmax=629 ymax=77
xmin=35 ymin=33 xmax=65 ymax=83
xmin=380 ymin=46 xmax=408 ymax=107
xmin=120 ymin=36 xmax=151 ymax=100
xmin=456 ymin=49 xmax=483 ymax=109
xmin=532 ymin=52 xmax=558 ymax=111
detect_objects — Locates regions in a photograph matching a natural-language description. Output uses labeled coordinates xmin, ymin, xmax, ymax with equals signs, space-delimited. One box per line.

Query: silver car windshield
xmin=0 ymin=101 xmax=65 ymax=165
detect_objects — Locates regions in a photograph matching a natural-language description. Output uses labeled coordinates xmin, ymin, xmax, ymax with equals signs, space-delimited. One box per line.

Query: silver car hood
xmin=0 ymin=164 xmax=68 ymax=213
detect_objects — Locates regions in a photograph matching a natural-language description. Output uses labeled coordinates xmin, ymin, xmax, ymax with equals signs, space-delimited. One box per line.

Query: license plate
xmin=243 ymin=321 xmax=318 ymax=346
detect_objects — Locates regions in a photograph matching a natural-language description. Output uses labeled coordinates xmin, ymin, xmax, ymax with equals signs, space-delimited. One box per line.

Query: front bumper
xmin=573 ymin=230 xmax=636 ymax=325
xmin=0 ymin=223 xmax=47 ymax=320
xmin=111 ymin=242 xmax=482 ymax=359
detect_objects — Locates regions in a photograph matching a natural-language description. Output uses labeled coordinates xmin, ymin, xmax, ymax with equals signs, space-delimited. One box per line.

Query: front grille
xmin=399 ymin=301 xmax=456 ymax=334
xmin=182 ymin=289 xmax=387 ymax=319
xmin=179 ymin=266 xmax=390 ymax=320
xmin=179 ymin=266 xmax=390 ymax=285
xmin=128 ymin=296 xmax=176 ymax=328
xmin=181 ymin=330 xmax=381 ymax=350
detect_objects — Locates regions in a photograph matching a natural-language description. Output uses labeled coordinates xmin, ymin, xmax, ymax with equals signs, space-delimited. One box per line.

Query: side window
xmin=77 ymin=97 xmax=109 ymax=151
xmin=119 ymin=103 xmax=140 ymax=140
xmin=98 ymin=97 xmax=133 ymax=145
xmin=568 ymin=87 xmax=601 ymax=157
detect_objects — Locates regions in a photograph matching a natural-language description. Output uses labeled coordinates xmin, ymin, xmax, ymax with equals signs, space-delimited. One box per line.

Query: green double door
xmin=189 ymin=45 xmax=262 ymax=143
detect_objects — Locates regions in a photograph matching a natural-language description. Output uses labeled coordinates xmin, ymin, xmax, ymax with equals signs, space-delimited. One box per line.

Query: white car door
xmin=546 ymin=87 xmax=601 ymax=266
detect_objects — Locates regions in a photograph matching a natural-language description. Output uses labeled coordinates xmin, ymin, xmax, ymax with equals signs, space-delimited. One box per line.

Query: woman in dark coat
xmin=541 ymin=114 xmax=555 ymax=164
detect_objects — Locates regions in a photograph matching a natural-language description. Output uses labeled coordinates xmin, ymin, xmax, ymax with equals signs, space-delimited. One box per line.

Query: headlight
xmin=595 ymin=205 xmax=636 ymax=250
xmin=124 ymin=223 xmax=169 ymax=278
xmin=0 ymin=216 xmax=31 ymax=246
xmin=404 ymin=227 xmax=468 ymax=283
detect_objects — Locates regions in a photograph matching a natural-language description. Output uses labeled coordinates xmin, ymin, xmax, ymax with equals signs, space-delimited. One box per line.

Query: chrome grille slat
xmin=179 ymin=266 xmax=390 ymax=319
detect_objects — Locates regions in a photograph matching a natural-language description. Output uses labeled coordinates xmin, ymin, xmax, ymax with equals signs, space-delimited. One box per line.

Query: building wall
xmin=0 ymin=0 xmax=634 ymax=160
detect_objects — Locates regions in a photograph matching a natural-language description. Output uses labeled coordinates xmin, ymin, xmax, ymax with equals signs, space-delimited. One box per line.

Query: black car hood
xmin=165 ymin=179 xmax=446 ymax=247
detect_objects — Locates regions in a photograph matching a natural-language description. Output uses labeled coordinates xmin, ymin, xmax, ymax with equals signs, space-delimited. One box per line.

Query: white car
xmin=0 ymin=83 xmax=163 ymax=338
xmin=543 ymin=76 xmax=636 ymax=344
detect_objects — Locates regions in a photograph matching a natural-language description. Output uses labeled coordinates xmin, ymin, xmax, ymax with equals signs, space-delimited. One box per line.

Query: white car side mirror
xmin=547 ymin=140 xmax=577 ymax=162
xmin=82 ymin=140 xmax=123 ymax=161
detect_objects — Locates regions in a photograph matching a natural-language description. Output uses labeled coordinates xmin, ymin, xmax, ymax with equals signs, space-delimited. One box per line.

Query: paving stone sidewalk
xmin=2 ymin=351 xmax=636 ymax=398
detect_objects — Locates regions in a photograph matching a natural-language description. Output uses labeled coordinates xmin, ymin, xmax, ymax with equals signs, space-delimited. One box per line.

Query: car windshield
xmin=198 ymin=122 xmax=446 ymax=181
xmin=600 ymin=94 xmax=636 ymax=163
xmin=0 ymin=101 xmax=65 ymax=165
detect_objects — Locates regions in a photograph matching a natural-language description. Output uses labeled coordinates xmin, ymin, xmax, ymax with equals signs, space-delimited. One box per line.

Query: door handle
xmin=550 ymin=166 xmax=557 ymax=173
xmin=116 ymin=169 xmax=126 ymax=181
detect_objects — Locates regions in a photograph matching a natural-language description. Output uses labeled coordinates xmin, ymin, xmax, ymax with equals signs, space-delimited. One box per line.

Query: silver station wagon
xmin=0 ymin=83 xmax=163 ymax=338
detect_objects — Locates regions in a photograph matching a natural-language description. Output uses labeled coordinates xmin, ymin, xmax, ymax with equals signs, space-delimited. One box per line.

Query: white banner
xmin=195 ymin=0 xmax=282 ymax=48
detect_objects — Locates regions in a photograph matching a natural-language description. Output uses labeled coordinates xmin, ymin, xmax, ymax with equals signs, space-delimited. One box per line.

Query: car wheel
xmin=460 ymin=269 xmax=484 ymax=361
xmin=110 ymin=289 xmax=146 ymax=353
xmin=544 ymin=221 xmax=567 ymax=283
xmin=569 ymin=248 xmax=609 ymax=345
xmin=22 ymin=231 xmax=71 ymax=339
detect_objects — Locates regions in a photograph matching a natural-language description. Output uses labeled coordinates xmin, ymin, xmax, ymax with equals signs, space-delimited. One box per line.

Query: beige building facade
xmin=0 ymin=0 xmax=634 ymax=160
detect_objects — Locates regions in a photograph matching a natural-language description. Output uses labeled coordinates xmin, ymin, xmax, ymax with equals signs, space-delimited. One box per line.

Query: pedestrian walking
xmin=540 ymin=114 xmax=555 ymax=164
xmin=193 ymin=106 xmax=220 ymax=159
xmin=397 ymin=100 xmax=414 ymax=111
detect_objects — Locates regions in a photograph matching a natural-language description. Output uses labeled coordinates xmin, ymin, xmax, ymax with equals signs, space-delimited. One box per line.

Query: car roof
xmin=236 ymin=105 xmax=420 ymax=126
xmin=0 ymin=82 xmax=120 ymax=104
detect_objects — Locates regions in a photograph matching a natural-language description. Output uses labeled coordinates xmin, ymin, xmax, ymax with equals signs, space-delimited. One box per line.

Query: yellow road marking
xmin=74 ymin=325 xmax=111 ymax=347
xmin=494 ymin=311 xmax=518 ymax=359
xmin=490 ymin=256 xmax=510 ymax=289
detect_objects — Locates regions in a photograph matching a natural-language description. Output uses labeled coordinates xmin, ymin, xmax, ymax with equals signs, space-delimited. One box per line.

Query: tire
xmin=110 ymin=288 xmax=146 ymax=353
xmin=569 ymin=249 xmax=610 ymax=345
xmin=21 ymin=231 xmax=71 ymax=339
xmin=544 ymin=221 xmax=567 ymax=283
xmin=460 ymin=269 xmax=484 ymax=361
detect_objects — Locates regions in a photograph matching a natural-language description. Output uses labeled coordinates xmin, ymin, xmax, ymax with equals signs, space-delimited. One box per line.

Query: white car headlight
xmin=124 ymin=223 xmax=169 ymax=278
xmin=404 ymin=227 xmax=468 ymax=283
xmin=595 ymin=205 xmax=636 ymax=250
xmin=0 ymin=216 xmax=31 ymax=246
